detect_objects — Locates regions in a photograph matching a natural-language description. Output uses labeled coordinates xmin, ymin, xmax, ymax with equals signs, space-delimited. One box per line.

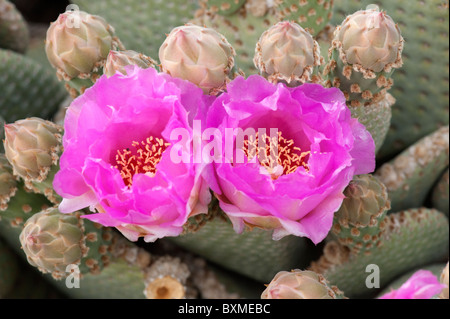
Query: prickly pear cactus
xmin=375 ymin=126 xmax=449 ymax=213
xmin=0 ymin=49 xmax=68 ymax=122
xmin=170 ymin=210 xmax=312 ymax=283
xmin=199 ymin=0 xmax=246 ymax=16
xmin=71 ymin=0 xmax=199 ymax=59
xmin=432 ymin=169 xmax=449 ymax=217
xmin=333 ymin=0 xmax=449 ymax=161
xmin=196 ymin=6 xmax=277 ymax=75
xmin=0 ymin=0 xmax=449 ymax=302
xmin=273 ymin=0 xmax=335 ymax=36
xmin=0 ymin=0 xmax=29 ymax=53
xmin=310 ymin=208 xmax=449 ymax=298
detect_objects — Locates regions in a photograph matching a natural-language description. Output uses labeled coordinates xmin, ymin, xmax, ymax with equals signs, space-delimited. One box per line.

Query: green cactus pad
xmin=199 ymin=0 xmax=246 ymax=16
xmin=0 ymin=184 xmax=51 ymax=229
xmin=375 ymin=126 xmax=449 ymax=213
xmin=333 ymin=0 xmax=449 ymax=161
xmin=77 ymin=215 xmax=114 ymax=276
xmin=0 ymin=238 xmax=19 ymax=297
xmin=274 ymin=0 xmax=334 ymax=36
xmin=0 ymin=49 xmax=68 ymax=122
xmin=348 ymin=93 xmax=394 ymax=153
xmin=325 ymin=47 xmax=398 ymax=107
xmin=196 ymin=7 xmax=277 ymax=75
xmin=71 ymin=0 xmax=199 ymax=60
xmin=311 ymin=208 xmax=449 ymax=298
xmin=0 ymin=0 xmax=29 ymax=53
xmin=431 ymin=169 xmax=449 ymax=217
xmin=50 ymin=256 xmax=146 ymax=299
xmin=24 ymin=164 xmax=62 ymax=205
xmin=169 ymin=212 xmax=312 ymax=283
xmin=205 ymin=263 xmax=264 ymax=298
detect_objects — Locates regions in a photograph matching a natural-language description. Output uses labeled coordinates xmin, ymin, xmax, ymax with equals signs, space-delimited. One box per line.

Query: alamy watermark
xmin=365 ymin=264 xmax=380 ymax=289
xmin=65 ymin=264 xmax=80 ymax=289
xmin=63 ymin=4 xmax=82 ymax=28
xmin=170 ymin=120 xmax=280 ymax=165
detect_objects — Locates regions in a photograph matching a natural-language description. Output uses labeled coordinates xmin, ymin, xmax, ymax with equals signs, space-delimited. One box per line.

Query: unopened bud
xmin=261 ymin=270 xmax=340 ymax=299
xmin=45 ymin=10 xmax=122 ymax=80
xmin=3 ymin=118 xmax=62 ymax=182
xmin=336 ymin=7 xmax=403 ymax=72
xmin=159 ymin=24 xmax=235 ymax=94
xmin=254 ymin=21 xmax=322 ymax=84
xmin=104 ymin=50 xmax=156 ymax=77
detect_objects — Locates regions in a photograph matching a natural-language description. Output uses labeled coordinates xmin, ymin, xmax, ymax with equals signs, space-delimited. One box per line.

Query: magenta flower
xmin=204 ymin=75 xmax=375 ymax=244
xmin=53 ymin=66 xmax=211 ymax=242
xmin=379 ymin=270 xmax=446 ymax=299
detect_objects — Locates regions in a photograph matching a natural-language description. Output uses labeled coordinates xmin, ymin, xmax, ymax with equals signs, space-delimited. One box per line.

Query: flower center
xmin=114 ymin=136 xmax=170 ymax=187
xmin=243 ymin=131 xmax=310 ymax=180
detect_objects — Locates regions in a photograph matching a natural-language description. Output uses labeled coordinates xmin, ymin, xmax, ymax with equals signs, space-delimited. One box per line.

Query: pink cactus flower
xmin=53 ymin=67 xmax=211 ymax=242
xmin=379 ymin=270 xmax=446 ymax=299
xmin=203 ymin=75 xmax=375 ymax=244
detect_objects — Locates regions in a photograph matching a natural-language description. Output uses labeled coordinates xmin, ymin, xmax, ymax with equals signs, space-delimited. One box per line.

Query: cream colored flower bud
xmin=45 ymin=10 xmax=122 ymax=80
xmin=19 ymin=207 xmax=85 ymax=278
xmin=336 ymin=7 xmax=403 ymax=72
xmin=159 ymin=24 xmax=235 ymax=94
xmin=104 ymin=50 xmax=156 ymax=77
xmin=335 ymin=174 xmax=390 ymax=227
xmin=0 ymin=154 xmax=17 ymax=210
xmin=261 ymin=270 xmax=338 ymax=299
xmin=254 ymin=21 xmax=322 ymax=84
xmin=3 ymin=118 xmax=62 ymax=182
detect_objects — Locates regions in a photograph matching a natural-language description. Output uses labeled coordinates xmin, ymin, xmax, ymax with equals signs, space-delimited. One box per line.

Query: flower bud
xmin=159 ymin=24 xmax=235 ymax=94
xmin=332 ymin=174 xmax=390 ymax=254
xmin=104 ymin=50 xmax=156 ymax=77
xmin=261 ymin=270 xmax=340 ymax=299
xmin=254 ymin=21 xmax=322 ymax=84
xmin=45 ymin=10 xmax=122 ymax=80
xmin=19 ymin=207 xmax=86 ymax=279
xmin=335 ymin=174 xmax=390 ymax=227
xmin=336 ymin=6 xmax=403 ymax=72
xmin=3 ymin=118 xmax=62 ymax=182
xmin=0 ymin=154 xmax=17 ymax=210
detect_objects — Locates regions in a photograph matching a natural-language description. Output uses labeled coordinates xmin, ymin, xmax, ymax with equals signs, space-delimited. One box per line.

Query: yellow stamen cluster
xmin=243 ymin=131 xmax=310 ymax=179
xmin=114 ymin=136 xmax=170 ymax=186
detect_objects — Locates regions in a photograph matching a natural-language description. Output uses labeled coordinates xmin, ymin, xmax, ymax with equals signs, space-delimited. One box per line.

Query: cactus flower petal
xmin=204 ymin=75 xmax=375 ymax=244
xmin=53 ymin=67 xmax=211 ymax=242
xmin=379 ymin=270 xmax=446 ymax=299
